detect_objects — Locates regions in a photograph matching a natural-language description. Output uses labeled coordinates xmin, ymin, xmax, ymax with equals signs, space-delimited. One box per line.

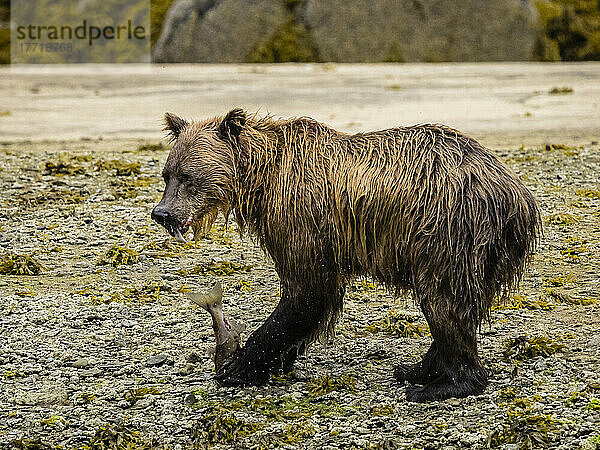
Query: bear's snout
xmin=151 ymin=205 xmax=171 ymax=226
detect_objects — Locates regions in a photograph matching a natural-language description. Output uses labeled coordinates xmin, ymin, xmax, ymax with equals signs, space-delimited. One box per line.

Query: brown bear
xmin=151 ymin=109 xmax=540 ymax=402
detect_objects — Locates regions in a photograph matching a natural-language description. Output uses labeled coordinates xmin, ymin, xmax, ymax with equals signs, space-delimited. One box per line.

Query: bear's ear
xmin=218 ymin=108 xmax=247 ymax=140
xmin=163 ymin=112 xmax=188 ymax=141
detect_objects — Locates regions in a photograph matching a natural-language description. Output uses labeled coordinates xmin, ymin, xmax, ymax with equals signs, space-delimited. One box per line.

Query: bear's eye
xmin=179 ymin=173 xmax=193 ymax=183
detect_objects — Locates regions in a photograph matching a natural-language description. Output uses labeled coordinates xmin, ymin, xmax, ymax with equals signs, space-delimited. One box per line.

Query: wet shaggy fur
xmin=153 ymin=109 xmax=540 ymax=402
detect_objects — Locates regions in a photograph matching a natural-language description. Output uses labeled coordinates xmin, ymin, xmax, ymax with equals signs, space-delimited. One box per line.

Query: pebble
xmin=17 ymin=389 xmax=69 ymax=406
xmin=81 ymin=367 xmax=102 ymax=377
xmin=147 ymin=354 xmax=168 ymax=367
xmin=183 ymin=393 xmax=197 ymax=405
xmin=2 ymin=142 xmax=598 ymax=448
xmin=71 ymin=358 xmax=90 ymax=369
xmin=178 ymin=363 xmax=195 ymax=376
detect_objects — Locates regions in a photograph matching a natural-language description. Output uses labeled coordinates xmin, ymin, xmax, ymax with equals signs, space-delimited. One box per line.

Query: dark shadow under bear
xmin=152 ymin=109 xmax=540 ymax=402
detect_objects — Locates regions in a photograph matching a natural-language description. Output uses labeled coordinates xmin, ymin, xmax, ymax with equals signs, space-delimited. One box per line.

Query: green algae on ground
xmin=124 ymin=387 xmax=160 ymax=406
xmin=5 ymin=369 xmax=26 ymax=379
xmin=543 ymin=288 xmax=572 ymax=303
xmin=82 ymin=423 xmax=152 ymax=450
xmin=542 ymin=143 xmax=581 ymax=156
xmin=576 ymin=188 xmax=600 ymax=198
xmin=565 ymin=389 xmax=587 ymax=407
xmin=274 ymin=397 xmax=346 ymax=419
xmin=544 ymin=143 xmax=570 ymax=151
xmin=498 ymin=387 xmax=518 ymax=400
xmin=234 ymin=280 xmax=253 ymax=292
xmin=12 ymin=438 xmax=57 ymax=450
xmin=503 ymin=335 xmax=564 ymax=361
xmin=0 ymin=253 xmax=43 ymax=275
xmin=77 ymin=392 xmax=96 ymax=404
xmin=192 ymin=405 xmax=260 ymax=445
xmin=371 ymin=404 xmax=395 ymax=416
xmin=588 ymin=434 xmax=600 ymax=447
xmin=350 ymin=278 xmax=377 ymax=294
xmin=111 ymin=176 xmax=157 ymax=200
xmin=544 ymin=274 xmax=574 ymax=287
xmin=544 ymin=287 xmax=596 ymax=306
xmin=549 ymin=86 xmax=574 ymax=95
xmin=492 ymin=294 xmax=554 ymax=311
xmin=307 ymin=373 xmax=357 ymax=397
xmin=178 ymin=261 xmax=252 ymax=277
xmin=280 ymin=421 xmax=316 ymax=444
xmin=95 ymin=159 xmax=141 ymax=176
xmin=97 ymin=246 xmax=139 ymax=267
xmin=39 ymin=415 xmax=66 ymax=427
xmin=560 ymin=244 xmax=588 ymax=263
xmin=366 ymin=311 xmax=429 ymax=337
xmin=207 ymin=224 xmax=235 ymax=247
xmin=20 ymin=187 xmax=87 ymax=206
xmin=44 ymin=161 xmax=86 ymax=176
xmin=586 ymin=398 xmax=600 ymax=410
xmin=135 ymin=142 xmax=168 ymax=152
xmin=546 ymin=213 xmax=579 ymax=226
xmin=488 ymin=409 xmax=561 ymax=449
xmin=191 ymin=395 xmax=348 ymax=422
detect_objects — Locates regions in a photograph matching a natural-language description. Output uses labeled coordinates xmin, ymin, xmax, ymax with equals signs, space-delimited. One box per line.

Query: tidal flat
xmin=0 ymin=137 xmax=598 ymax=449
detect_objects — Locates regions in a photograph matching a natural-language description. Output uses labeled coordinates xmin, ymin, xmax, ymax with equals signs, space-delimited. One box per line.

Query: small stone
xmin=187 ymin=353 xmax=202 ymax=364
xmin=117 ymin=400 xmax=130 ymax=409
xmin=147 ymin=354 xmax=168 ymax=367
xmin=71 ymin=358 xmax=89 ymax=369
xmin=134 ymin=397 xmax=153 ymax=409
xmin=18 ymin=389 xmax=69 ymax=406
xmin=81 ymin=367 xmax=102 ymax=377
xmin=178 ymin=364 xmax=195 ymax=376
xmin=184 ymin=392 xmax=197 ymax=405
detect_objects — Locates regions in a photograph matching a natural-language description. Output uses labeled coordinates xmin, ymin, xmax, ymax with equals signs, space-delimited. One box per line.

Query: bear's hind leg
xmin=403 ymin=298 xmax=488 ymax=402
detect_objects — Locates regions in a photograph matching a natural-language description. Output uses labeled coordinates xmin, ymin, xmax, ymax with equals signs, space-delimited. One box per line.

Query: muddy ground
xmin=0 ymin=135 xmax=598 ymax=449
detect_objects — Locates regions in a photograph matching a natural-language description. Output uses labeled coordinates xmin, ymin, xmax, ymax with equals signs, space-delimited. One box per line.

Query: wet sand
xmin=1 ymin=62 xmax=599 ymax=146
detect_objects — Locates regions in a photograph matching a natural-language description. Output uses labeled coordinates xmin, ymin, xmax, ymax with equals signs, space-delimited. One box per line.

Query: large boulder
xmin=303 ymin=0 xmax=540 ymax=62
xmin=154 ymin=0 xmax=289 ymax=62
xmin=153 ymin=0 xmax=541 ymax=62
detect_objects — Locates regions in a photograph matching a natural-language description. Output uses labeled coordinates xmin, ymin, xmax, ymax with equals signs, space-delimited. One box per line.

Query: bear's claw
xmin=215 ymin=348 xmax=270 ymax=387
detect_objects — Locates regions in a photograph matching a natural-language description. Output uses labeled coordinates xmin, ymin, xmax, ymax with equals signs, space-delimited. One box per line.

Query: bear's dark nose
xmin=151 ymin=206 xmax=170 ymax=225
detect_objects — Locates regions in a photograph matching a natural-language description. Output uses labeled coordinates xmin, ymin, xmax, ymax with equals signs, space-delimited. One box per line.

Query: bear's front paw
xmin=215 ymin=348 xmax=270 ymax=387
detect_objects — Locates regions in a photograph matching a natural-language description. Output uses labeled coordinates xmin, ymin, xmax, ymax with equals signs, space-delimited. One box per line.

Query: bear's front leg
xmin=216 ymin=275 xmax=343 ymax=386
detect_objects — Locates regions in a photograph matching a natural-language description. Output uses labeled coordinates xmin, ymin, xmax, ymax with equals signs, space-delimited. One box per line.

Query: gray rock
xmin=183 ymin=392 xmax=197 ymax=405
xmin=154 ymin=0 xmax=288 ymax=63
xmin=17 ymin=389 xmax=70 ymax=406
xmin=147 ymin=354 xmax=168 ymax=367
xmin=187 ymin=353 xmax=202 ymax=364
xmin=81 ymin=367 xmax=102 ymax=377
xmin=178 ymin=363 xmax=195 ymax=376
xmin=70 ymin=358 xmax=89 ymax=369
xmin=304 ymin=0 xmax=539 ymax=62
xmin=153 ymin=0 xmax=541 ymax=62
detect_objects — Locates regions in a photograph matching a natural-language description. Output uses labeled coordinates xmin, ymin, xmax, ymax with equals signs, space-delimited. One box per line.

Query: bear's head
xmin=151 ymin=109 xmax=246 ymax=242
